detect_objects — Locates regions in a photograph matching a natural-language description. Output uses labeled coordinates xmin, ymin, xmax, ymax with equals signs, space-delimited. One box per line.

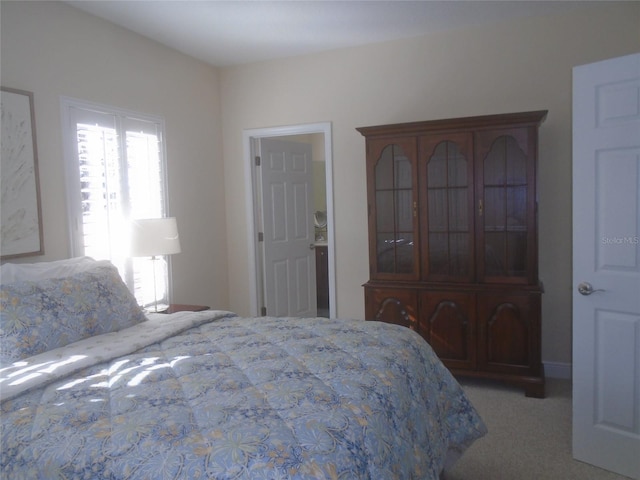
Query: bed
xmin=0 ymin=258 xmax=486 ymax=479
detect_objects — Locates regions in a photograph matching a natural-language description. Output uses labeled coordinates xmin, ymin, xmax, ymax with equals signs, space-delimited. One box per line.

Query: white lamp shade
xmin=130 ymin=217 xmax=181 ymax=257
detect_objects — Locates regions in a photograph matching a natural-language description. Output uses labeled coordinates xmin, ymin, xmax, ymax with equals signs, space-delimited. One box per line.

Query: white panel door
xmin=572 ymin=53 xmax=640 ymax=479
xmin=260 ymin=138 xmax=316 ymax=317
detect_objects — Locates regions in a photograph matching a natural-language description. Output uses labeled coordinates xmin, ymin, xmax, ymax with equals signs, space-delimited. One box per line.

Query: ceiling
xmin=67 ymin=1 xmax=606 ymax=67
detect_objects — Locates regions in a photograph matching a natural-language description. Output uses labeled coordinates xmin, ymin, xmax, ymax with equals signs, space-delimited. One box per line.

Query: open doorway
xmin=243 ymin=122 xmax=335 ymax=318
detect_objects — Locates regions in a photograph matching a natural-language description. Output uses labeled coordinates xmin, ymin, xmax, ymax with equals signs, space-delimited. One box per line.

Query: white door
xmin=572 ymin=53 xmax=640 ymax=479
xmin=260 ymin=137 xmax=317 ymax=317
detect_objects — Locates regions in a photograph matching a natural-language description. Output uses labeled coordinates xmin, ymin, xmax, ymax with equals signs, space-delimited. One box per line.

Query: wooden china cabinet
xmin=358 ymin=111 xmax=547 ymax=397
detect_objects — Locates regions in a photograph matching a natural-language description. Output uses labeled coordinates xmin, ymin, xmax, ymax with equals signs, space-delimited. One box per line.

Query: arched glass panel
xmin=427 ymin=141 xmax=470 ymax=277
xmin=483 ymin=136 xmax=527 ymax=277
xmin=374 ymin=144 xmax=413 ymax=274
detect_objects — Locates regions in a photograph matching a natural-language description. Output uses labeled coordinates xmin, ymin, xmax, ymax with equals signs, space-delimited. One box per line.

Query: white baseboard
xmin=544 ymin=361 xmax=572 ymax=379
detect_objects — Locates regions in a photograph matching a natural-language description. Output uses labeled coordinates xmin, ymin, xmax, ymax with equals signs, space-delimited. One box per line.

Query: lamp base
xmin=144 ymin=303 xmax=169 ymax=314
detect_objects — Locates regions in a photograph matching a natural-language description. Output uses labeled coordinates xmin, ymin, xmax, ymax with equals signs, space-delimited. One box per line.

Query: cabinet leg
xmin=524 ymin=383 xmax=545 ymax=398
xmin=524 ymin=365 xmax=545 ymax=398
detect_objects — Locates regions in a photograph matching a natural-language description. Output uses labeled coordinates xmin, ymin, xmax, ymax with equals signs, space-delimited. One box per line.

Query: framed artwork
xmin=1 ymin=87 xmax=44 ymax=259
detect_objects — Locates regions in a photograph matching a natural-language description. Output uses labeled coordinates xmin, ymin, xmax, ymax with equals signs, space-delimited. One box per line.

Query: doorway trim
xmin=243 ymin=122 xmax=335 ymax=317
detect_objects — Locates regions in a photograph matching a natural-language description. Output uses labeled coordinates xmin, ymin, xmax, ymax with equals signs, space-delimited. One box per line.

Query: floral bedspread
xmin=1 ymin=313 xmax=486 ymax=479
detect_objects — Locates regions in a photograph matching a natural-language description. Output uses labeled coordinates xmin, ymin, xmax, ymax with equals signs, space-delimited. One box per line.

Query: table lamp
xmin=130 ymin=217 xmax=181 ymax=312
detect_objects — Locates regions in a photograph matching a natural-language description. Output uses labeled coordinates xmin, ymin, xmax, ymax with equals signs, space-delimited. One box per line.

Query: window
xmin=61 ymin=97 xmax=171 ymax=308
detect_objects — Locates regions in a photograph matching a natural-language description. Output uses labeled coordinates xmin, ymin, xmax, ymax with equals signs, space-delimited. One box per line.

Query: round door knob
xmin=577 ymin=282 xmax=605 ymax=296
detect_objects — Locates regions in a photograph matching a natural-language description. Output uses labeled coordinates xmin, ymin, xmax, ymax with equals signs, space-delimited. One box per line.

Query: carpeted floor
xmin=443 ymin=378 xmax=631 ymax=480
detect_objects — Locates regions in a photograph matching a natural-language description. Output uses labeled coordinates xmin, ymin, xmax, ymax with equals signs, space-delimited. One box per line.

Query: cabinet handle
xmin=478 ymin=199 xmax=483 ymax=216
xmin=413 ymin=201 xmax=417 ymax=218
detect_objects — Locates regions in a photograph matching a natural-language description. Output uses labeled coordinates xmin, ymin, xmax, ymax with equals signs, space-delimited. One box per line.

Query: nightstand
xmin=161 ymin=304 xmax=209 ymax=314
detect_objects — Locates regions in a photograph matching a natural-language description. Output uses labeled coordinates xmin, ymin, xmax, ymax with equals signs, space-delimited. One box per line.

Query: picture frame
xmin=1 ymin=87 xmax=44 ymax=259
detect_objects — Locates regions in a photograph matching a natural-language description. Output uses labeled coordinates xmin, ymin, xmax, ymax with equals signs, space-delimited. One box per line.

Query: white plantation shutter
xmin=62 ymin=98 xmax=170 ymax=307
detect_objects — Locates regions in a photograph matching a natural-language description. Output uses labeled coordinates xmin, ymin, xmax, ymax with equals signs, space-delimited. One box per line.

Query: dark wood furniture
xmin=358 ymin=111 xmax=547 ymax=397
xmin=315 ymin=245 xmax=329 ymax=314
xmin=161 ymin=304 xmax=210 ymax=314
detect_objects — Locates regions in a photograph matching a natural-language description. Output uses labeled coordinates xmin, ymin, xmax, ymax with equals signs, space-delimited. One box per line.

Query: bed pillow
xmin=0 ymin=256 xmax=109 ymax=283
xmin=0 ymin=263 xmax=147 ymax=363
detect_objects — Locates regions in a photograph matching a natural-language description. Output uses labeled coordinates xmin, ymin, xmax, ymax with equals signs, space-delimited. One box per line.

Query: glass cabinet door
xmin=421 ymin=134 xmax=474 ymax=282
xmin=478 ymin=130 xmax=533 ymax=283
xmin=368 ymin=138 xmax=418 ymax=279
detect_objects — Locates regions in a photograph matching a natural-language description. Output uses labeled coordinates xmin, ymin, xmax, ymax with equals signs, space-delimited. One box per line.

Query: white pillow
xmin=0 ymin=257 xmax=113 ymax=283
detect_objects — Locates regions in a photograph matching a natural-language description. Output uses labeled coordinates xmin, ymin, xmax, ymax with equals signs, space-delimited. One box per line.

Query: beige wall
xmin=0 ymin=1 xmax=228 ymax=309
xmin=220 ymin=3 xmax=640 ymax=366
